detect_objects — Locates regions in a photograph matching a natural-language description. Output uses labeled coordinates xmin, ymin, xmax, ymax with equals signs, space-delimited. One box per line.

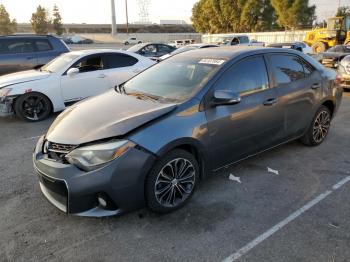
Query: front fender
xmin=6 ymin=78 xmax=65 ymax=112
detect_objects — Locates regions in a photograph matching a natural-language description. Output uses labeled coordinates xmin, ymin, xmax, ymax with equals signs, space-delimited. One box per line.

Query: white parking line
xmin=222 ymin=176 xmax=350 ymax=262
xmin=23 ymin=135 xmax=42 ymax=140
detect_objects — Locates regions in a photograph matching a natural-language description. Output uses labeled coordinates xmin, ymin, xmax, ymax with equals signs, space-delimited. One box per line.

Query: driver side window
xmin=141 ymin=45 xmax=157 ymax=56
xmin=215 ymin=56 xmax=269 ymax=96
xmin=71 ymin=55 xmax=104 ymax=73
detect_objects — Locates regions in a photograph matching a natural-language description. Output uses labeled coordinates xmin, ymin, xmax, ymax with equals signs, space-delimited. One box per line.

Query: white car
xmin=0 ymin=49 xmax=155 ymax=121
xmin=124 ymin=37 xmax=142 ymax=45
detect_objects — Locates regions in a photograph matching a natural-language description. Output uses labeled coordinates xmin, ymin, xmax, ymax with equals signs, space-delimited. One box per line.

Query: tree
xmin=240 ymin=0 xmax=278 ymax=32
xmin=271 ymin=0 xmax=316 ymax=30
xmin=336 ymin=6 xmax=350 ymax=17
xmin=52 ymin=5 xmax=64 ymax=35
xmin=0 ymin=4 xmax=17 ymax=35
xmin=30 ymin=5 xmax=51 ymax=34
xmin=191 ymin=0 xmax=247 ymax=33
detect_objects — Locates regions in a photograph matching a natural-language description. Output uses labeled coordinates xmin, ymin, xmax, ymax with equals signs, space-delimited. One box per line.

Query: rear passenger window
xmin=216 ymin=56 xmax=269 ymax=95
xmin=158 ymin=45 xmax=172 ymax=53
xmin=301 ymin=60 xmax=315 ymax=77
xmin=106 ymin=54 xmax=138 ymax=68
xmin=35 ymin=40 xmax=52 ymax=51
xmin=270 ymin=55 xmax=305 ymax=85
xmin=6 ymin=39 xmax=34 ymax=53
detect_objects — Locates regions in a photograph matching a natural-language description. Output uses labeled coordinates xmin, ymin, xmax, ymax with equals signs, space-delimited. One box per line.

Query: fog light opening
xmin=97 ymin=193 xmax=118 ymax=211
xmin=98 ymin=195 xmax=107 ymax=208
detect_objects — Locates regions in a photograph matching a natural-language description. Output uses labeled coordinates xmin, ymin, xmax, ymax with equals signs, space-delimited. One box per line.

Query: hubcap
xmin=155 ymin=158 xmax=195 ymax=207
xmin=313 ymin=110 xmax=330 ymax=143
xmin=22 ymin=96 xmax=47 ymax=120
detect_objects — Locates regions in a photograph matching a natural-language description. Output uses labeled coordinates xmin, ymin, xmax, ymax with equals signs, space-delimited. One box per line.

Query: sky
xmin=0 ymin=0 xmax=349 ymax=25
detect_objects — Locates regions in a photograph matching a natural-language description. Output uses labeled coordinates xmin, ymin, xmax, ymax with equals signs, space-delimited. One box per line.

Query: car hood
xmin=46 ymin=90 xmax=177 ymax=145
xmin=0 ymin=70 xmax=50 ymax=89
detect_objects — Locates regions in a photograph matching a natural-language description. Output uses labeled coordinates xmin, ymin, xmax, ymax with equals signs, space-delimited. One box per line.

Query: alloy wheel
xmin=313 ymin=110 xmax=331 ymax=143
xmin=154 ymin=158 xmax=196 ymax=208
xmin=22 ymin=95 xmax=48 ymax=121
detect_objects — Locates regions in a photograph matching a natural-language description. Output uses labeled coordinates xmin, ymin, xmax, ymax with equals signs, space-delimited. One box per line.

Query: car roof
xmin=176 ymin=46 xmax=301 ymax=59
xmin=68 ymin=49 xmax=140 ymax=56
xmin=188 ymin=43 xmax=218 ymax=48
xmin=0 ymin=34 xmax=55 ymax=39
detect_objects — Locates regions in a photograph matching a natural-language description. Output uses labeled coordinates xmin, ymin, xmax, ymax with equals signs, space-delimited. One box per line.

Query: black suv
xmin=0 ymin=35 xmax=70 ymax=76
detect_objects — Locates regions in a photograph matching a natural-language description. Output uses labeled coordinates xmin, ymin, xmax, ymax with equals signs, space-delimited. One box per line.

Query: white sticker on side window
xmin=199 ymin=59 xmax=226 ymax=65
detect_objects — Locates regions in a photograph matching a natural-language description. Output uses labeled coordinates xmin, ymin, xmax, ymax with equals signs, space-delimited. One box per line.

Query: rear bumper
xmin=33 ymin=136 xmax=156 ymax=217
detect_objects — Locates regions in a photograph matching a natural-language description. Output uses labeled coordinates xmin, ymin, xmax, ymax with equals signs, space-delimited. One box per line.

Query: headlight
xmin=0 ymin=88 xmax=12 ymax=97
xmin=65 ymin=140 xmax=135 ymax=171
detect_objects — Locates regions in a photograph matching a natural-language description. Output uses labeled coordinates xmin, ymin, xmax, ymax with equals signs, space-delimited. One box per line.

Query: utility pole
xmin=125 ymin=0 xmax=129 ymax=34
xmin=111 ymin=0 xmax=117 ymax=36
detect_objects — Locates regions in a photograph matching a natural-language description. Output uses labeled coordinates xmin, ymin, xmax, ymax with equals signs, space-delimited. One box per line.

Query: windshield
xmin=41 ymin=53 xmax=79 ymax=73
xmin=123 ymin=55 xmax=225 ymax=102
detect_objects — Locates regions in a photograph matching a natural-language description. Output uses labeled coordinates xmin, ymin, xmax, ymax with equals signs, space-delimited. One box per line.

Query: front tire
xmin=300 ymin=106 xmax=331 ymax=146
xmin=311 ymin=42 xmax=327 ymax=53
xmin=124 ymin=42 xmax=129 ymax=45
xmin=14 ymin=92 xmax=52 ymax=122
xmin=145 ymin=149 xmax=199 ymax=214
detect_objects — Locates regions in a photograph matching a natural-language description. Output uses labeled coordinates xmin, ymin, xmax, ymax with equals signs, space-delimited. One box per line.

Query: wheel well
xmin=322 ymin=100 xmax=335 ymax=117
xmin=174 ymin=144 xmax=205 ymax=179
xmin=13 ymin=92 xmax=54 ymax=114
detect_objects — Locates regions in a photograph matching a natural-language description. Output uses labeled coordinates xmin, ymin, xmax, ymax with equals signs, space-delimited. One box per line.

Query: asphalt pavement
xmin=0 ymin=93 xmax=349 ymax=262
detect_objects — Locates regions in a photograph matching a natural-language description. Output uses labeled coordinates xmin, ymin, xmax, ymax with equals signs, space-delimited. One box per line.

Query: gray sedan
xmin=33 ymin=47 xmax=342 ymax=217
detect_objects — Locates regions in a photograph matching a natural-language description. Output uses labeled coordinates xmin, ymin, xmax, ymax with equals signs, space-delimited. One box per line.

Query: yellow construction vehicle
xmin=305 ymin=16 xmax=350 ymax=53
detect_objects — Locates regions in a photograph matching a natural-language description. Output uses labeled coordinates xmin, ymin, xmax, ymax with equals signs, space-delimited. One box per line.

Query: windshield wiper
xmin=126 ymin=91 xmax=161 ymax=102
xmin=40 ymin=68 xmax=52 ymax=73
xmin=115 ymin=84 xmax=126 ymax=94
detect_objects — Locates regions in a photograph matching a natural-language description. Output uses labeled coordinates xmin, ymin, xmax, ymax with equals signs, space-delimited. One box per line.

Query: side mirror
xmin=212 ymin=90 xmax=241 ymax=106
xmin=67 ymin=67 xmax=79 ymax=77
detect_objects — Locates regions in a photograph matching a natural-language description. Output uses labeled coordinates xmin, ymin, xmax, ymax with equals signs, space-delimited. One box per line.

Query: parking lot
xmin=0 ymin=91 xmax=348 ymax=262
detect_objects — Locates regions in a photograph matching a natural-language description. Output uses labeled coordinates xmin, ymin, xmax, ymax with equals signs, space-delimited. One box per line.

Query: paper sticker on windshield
xmin=199 ymin=59 xmax=225 ymax=65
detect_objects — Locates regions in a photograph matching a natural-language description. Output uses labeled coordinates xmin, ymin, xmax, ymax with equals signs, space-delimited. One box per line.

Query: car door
xmin=267 ymin=54 xmax=321 ymax=138
xmin=103 ymin=53 xmax=140 ymax=87
xmin=205 ymin=55 xmax=284 ymax=169
xmin=0 ymin=38 xmax=38 ymax=75
xmin=60 ymin=54 xmax=110 ymax=105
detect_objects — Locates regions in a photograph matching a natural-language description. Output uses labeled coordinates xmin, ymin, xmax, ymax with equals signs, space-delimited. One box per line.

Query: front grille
xmin=45 ymin=141 xmax=77 ymax=163
xmin=49 ymin=142 xmax=77 ymax=153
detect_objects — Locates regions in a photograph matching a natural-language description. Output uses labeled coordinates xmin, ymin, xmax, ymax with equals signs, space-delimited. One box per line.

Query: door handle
xmin=311 ymin=83 xmax=322 ymax=89
xmin=263 ymin=98 xmax=277 ymax=106
xmin=97 ymin=74 xmax=106 ymax=78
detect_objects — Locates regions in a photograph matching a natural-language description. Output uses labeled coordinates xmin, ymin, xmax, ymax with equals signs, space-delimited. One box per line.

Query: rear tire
xmin=145 ymin=149 xmax=199 ymax=214
xmin=311 ymin=42 xmax=327 ymax=53
xmin=14 ymin=92 xmax=52 ymax=122
xmin=300 ymin=106 xmax=331 ymax=146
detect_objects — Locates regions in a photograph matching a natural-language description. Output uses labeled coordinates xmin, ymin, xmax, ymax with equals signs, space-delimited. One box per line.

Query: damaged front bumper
xmin=33 ymin=136 xmax=156 ymax=217
xmin=0 ymin=96 xmax=15 ymax=117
